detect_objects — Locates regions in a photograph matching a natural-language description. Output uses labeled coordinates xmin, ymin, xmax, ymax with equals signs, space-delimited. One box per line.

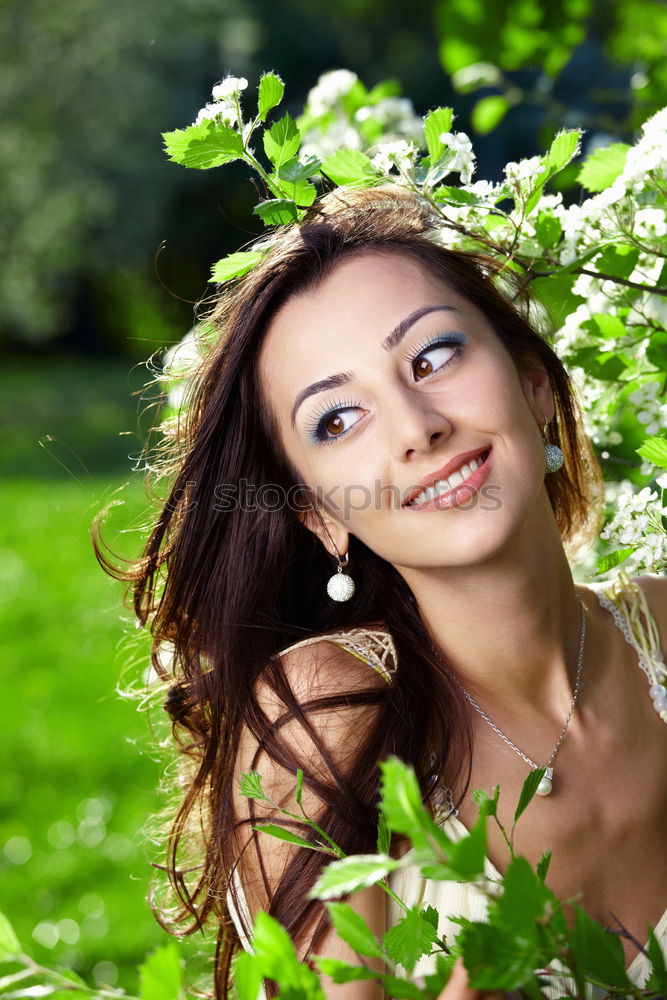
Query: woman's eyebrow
xmin=290 ymin=304 xmax=458 ymax=427
xmin=381 ymin=304 xmax=458 ymax=351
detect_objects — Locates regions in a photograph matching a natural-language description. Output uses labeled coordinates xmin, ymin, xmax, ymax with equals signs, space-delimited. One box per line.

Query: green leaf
xmin=582 ymin=313 xmax=627 ymax=341
xmin=379 ymin=757 xmax=450 ymax=853
xmin=536 ymin=849 xmax=552 ymax=882
xmin=440 ymin=36 xmax=483 ymax=75
xmin=441 ymin=812 xmax=486 ymax=879
xmin=263 ymin=113 xmax=301 ymax=169
xmin=233 ymin=950 xmax=263 ymax=1000
xmin=514 ymin=768 xmax=545 ymax=824
xmin=647 ymin=331 xmax=667 ymax=369
xmin=251 ymin=911 xmax=296 ymax=981
xmin=327 ymin=902 xmax=384 ymax=959
xmin=0 ymin=911 xmax=21 ymax=961
xmin=532 ymin=271 xmax=582 ymax=326
xmin=253 ymin=824 xmax=329 ymax=852
xmin=542 ymin=129 xmax=581 ymax=178
xmin=524 ymin=180 xmax=547 ymax=217
xmin=312 ymin=957 xmax=378 ymax=984
xmin=320 ymin=149 xmax=377 ymax=186
xmin=295 ymin=768 xmax=304 ymax=807
xmin=139 ymin=942 xmax=182 ymax=1000
xmin=382 ymin=905 xmax=439 ymax=972
xmin=253 ymin=199 xmax=300 ymax=225
xmin=309 ymin=854 xmax=401 ymax=900
xmin=570 ymin=906 xmax=632 ymax=989
xmin=491 ymin=856 xmax=550 ymax=938
xmin=423 ymin=107 xmax=454 ymax=162
xmin=376 ymin=812 xmax=391 ymax=854
xmin=258 ymin=72 xmax=285 ymax=122
xmin=558 ymin=243 xmax=608 ymax=275
xmin=472 ymin=785 xmax=499 ymax=817
xmin=471 ymin=95 xmax=509 ymax=134
xmin=270 ymin=176 xmax=317 ymax=207
xmin=278 ymin=155 xmax=322 ymax=183
xmin=433 ymin=185 xmax=482 ymax=205
xmin=459 ymin=921 xmax=538 ymax=991
xmin=251 ymin=911 xmax=325 ymax=995
xmin=568 ymin=345 xmax=627 ymax=381
xmin=422 ymin=904 xmax=439 ymax=931
xmin=578 ymin=143 xmax=630 ymax=193
xmin=590 ymin=352 xmax=627 ymax=381
xmin=644 ymin=926 xmax=667 ymax=994
xmin=366 ymin=79 xmax=402 ymax=103
xmin=162 ymin=121 xmax=245 ymax=169
xmin=638 ymin=436 xmax=667 ymax=470
xmin=535 ymin=212 xmax=562 ymax=249
xmin=595 ymin=547 xmax=634 ymax=575
xmin=594 ymin=244 xmax=639 ymax=279
xmin=212 ymin=252 xmax=265 ymax=284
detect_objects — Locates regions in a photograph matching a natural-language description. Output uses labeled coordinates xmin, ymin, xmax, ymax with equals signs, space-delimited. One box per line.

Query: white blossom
xmin=212 ymin=76 xmax=248 ymax=101
xmin=356 ymin=98 xmax=423 ymax=144
xmin=504 ymin=156 xmax=545 ymax=186
xmin=300 ymin=119 xmax=363 ymax=160
xmin=622 ymin=106 xmax=667 ymax=183
xmin=439 ymin=131 xmax=476 ymax=183
xmin=371 ymin=140 xmax=418 ymax=176
xmin=306 ymin=70 xmax=358 ymax=116
xmin=600 ymin=485 xmax=666 ymax=573
xmin=194 ymin=102 xmax=238 ymax=127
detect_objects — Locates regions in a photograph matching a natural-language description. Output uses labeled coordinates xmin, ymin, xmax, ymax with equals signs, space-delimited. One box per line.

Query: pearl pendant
xmin=535 ymin=767 xmax=554 ymax=797
xmin=326 ymin=571 xmax=355 ymax=602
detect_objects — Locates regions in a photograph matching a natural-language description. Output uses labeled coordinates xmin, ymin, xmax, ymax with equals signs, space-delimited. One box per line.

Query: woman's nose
xmin=384 ymin=385 xmax=453 ymax=460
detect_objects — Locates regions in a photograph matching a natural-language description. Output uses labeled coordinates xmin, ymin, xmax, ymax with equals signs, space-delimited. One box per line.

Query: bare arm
xmin=231 ymin=639 xmax=389 ymax=999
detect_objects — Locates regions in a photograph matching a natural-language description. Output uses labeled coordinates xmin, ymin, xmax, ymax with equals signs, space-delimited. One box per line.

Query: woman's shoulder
xmin=631 ymin=573 xmax=667 ymax=657
xmin=587 ymin=570 xmax=666 ymax=669
xmin=277 ymin=623 xmax=397 ymax=686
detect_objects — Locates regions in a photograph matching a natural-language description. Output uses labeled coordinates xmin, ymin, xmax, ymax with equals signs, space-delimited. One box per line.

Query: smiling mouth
xmin=405 ymin=449 xmax=491 ymax=507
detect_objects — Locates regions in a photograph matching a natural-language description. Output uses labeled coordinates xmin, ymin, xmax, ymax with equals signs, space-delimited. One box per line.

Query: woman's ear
xmin=297 ymin=503 xmax=350 ymax=561
xmin=519 ymin=363 xmax=554 ymax=424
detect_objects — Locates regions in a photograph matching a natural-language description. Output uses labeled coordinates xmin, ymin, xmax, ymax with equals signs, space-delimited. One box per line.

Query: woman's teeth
xmin=409 ymin=453 xmax=485 ymax=506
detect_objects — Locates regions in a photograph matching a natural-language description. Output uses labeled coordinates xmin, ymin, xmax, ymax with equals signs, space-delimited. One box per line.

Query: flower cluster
xmin=600 ymin=485 xmax=667 ymax=573
xmin=298 ymin=69 xmax=424 ymax=160
xmin=193 ymin=76 xmax=248 ymax=127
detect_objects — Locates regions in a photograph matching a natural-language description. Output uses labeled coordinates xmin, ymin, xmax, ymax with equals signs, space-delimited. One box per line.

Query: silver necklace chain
xmin=436 ymin=594 xmax=587 ymax=773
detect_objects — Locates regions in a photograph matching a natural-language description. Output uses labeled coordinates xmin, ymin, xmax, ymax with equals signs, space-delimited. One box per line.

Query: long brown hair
xmin=95 ymin=186 xmax=604 ymax=996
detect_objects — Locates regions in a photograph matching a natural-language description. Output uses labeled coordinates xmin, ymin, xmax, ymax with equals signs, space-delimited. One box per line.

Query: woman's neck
xmin=397 ymin=514 xmax=587 ymax=721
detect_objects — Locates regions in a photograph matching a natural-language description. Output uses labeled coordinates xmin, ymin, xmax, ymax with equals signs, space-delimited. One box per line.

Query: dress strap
xmin=590 ymin=571 xmax=667 ymax=722
xmin=278 ymin=628 xmax=397 ymax=684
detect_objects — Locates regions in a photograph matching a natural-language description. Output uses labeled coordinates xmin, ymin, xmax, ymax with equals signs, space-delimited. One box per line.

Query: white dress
xmin=229 ymin=573 xmax=667 ymax=996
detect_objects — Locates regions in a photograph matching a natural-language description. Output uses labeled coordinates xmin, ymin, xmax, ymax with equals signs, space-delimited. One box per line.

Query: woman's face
xmin=258 ymin=250 xmax=554 ymax=572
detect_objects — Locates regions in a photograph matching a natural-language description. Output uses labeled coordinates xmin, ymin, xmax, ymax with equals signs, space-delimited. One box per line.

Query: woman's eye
xmin=308 ymin=403 xmax=365 ymax=444
xmin=412 ymin=341 xmax=462 ymax=380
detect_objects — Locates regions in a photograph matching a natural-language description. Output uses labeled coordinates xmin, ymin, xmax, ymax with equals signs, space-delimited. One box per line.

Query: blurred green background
xmin=2 ymin=0 xmax=666 ymax=993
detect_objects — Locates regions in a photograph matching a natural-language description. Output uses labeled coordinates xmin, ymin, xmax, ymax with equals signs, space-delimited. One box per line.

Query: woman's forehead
xmin=261 ymin=250 xmax=482 ymax=358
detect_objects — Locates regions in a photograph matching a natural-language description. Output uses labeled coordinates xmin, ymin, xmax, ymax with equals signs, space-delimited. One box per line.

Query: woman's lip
xmin=403 ymin=445 xmax=491 ymax=505
xmin=404 ymin=449 xmax=492 ymax=512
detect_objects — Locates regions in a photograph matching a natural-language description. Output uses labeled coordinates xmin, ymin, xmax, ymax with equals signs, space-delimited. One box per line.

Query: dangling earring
xmin=542 ymin=414 xmax=564 ymax=473
xmin=327 ymin=551 xmax=356 ymax=602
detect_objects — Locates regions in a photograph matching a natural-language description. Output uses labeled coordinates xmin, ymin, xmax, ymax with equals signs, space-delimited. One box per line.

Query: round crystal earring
xmin=542 ymin=414 xmax=564 ymax=473
xmin=327 ymin=551 xmax=355 ymax=602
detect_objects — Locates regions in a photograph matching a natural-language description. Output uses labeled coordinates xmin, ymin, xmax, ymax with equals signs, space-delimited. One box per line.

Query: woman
xmin=107 ymin=186 xmax=667 ymax=999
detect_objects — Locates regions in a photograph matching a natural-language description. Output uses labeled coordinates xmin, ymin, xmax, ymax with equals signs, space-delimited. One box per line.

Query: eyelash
xmin=306 ymin=334 xmax=465 ymax=445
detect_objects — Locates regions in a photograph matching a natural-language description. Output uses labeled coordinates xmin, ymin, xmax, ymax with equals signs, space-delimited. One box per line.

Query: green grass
xmin=0 ymin=358 xmax=194 ymax=993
